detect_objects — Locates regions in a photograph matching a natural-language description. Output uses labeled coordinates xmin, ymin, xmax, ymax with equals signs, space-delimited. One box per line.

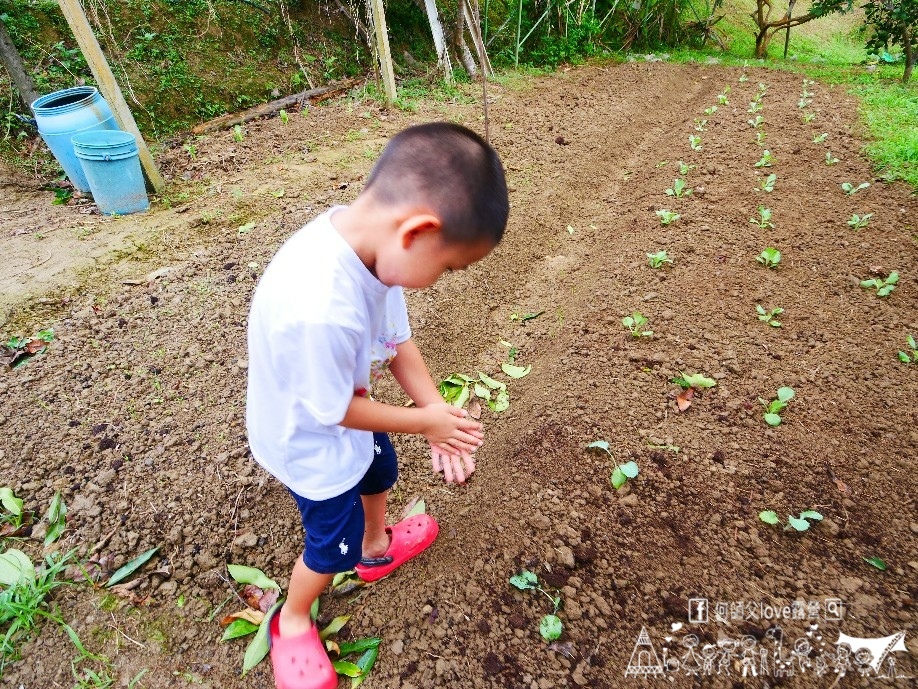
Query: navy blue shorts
xmin=289 ymin=432 xmax=398 ymax=574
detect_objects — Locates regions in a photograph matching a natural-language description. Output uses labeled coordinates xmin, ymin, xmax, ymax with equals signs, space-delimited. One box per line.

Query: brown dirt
xmin=1 ymin=63 xmax=916 ymax=689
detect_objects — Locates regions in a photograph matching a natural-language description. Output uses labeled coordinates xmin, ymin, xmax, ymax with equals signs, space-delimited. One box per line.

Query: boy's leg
xmin=278 ymin=556 xmax=333 ymax=637
xmin=361 ymin=490 xmax=391 ymax=559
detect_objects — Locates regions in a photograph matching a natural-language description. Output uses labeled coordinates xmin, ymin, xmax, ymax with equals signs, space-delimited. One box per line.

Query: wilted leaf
xmin=242 ymin=600 xmax=281 ymax=675
xmin=676 ymin=387 xmax=694 ymax=411
xmin=107 ymin=547 xmax=160 ymax=587
xmin=548 ymin=641 xmax=576 ymax=658
xmin=325 ymin=640 xmax=340 ymax=655
xmin=242 ymin=584 xmax=265 ymax=609
xmin=468 ymin=397 xmax=482 ymax=419
xmin=319 ymin=615 xmax=351 ymax=641
xmin=0 ymin=487 xmax=22 ymax=516
xmin=477 ymin=372 xmax=506 ymax=390
xmin=259 ymin=588 xmax=280 ymax=612
xmin=332 ymin=660 xmax=362 ymax=677
xmin=351 ymin=645 xmax=379 ymax=687
xmin=403 ymin=497 xmax=426 ymax=518
xmin=0 ymin=548 xmax=35 ymax=586
xmin=338 ymin=637 xmax=381 ymax=657
xmin=473 ymin=383 xmax=491 ymax=400
xmin=221 ymin=618 xmax=259 ymax=641
xmin=488 ymin=389 xmax=510 ymax=412
xmin=501 ymin=363 xmax=531 ymax=378
xmin=586 ymin=440 xmax=611 ymax=454
xmin=24 ymin=339 xmax=46 ymax=354
xmin=221 ymin=608 xmax=266 ymax=627
xmin=227 ymin=564 xmax=280 ymax=590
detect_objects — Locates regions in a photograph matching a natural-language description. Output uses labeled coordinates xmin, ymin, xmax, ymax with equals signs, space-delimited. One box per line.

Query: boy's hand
xmin=430 ymin=442 xmax=476 ymax=484
xmin=418 ymin=403 xmax=483 ymax=455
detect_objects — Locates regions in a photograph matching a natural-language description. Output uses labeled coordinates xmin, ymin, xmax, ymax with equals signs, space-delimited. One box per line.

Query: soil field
xmin=1 ymin=63 xmax=917 ymax=689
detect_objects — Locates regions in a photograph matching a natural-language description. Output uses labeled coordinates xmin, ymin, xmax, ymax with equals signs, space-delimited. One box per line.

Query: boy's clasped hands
xmin=420 ymin=402 xmax=483 ymax=484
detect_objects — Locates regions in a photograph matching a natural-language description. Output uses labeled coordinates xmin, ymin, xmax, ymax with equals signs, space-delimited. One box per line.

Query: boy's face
xmin=376 ymin=228 xmax=495 ymax=289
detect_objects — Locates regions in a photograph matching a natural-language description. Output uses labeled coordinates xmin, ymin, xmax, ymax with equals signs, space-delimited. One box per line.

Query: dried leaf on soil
xmin=221 ymin=608 xmax=266 ymax=627
xmin=227 ymin=563 xmax=280 ymax=590
xmin=676 ymin=387 xmax=694 ymax=411
xmin=242 ymin=600 xmax=281 ymax=675
xmin=469 ymin=397 xmax=482 ymax=419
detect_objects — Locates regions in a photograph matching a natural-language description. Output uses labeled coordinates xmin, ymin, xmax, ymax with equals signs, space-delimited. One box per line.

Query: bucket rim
xmin=71 ymin=130 xmax=137 ymax=149
xmin=31 ymin=86 xmax=100 ymax=114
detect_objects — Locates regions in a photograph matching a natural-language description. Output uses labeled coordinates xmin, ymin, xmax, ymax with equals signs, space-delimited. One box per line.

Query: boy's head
xmin=359 ymin=122 xmax=508 ymax=288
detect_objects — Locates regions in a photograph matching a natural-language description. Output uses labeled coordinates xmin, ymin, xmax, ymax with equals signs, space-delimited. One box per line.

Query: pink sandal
xmin=268 ymin=607 xmax=337 ymax=689
xmin=355 ymin=514 xmax=439 ymax=583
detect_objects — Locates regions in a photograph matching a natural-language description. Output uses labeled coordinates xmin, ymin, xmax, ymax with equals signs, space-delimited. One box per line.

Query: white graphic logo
xmin=688 ymin=598 xmax=708 ymax=623
xmin=338 ymin=539 xmax=348 ymax=555
xmin=625 ymin=627 xmax=664 ymax=677
xmin=374 ymin=442 xmax=382 ymax=455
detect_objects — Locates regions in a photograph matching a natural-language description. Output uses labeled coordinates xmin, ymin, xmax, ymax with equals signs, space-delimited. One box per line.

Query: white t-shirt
xmin=246 ymin=208 xmax=411 ymax=500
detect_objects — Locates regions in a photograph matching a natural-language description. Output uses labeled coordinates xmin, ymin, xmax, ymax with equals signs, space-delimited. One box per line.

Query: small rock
xmin=390 ymin=639 xmax=404 ymax=655
xmin=556 ymin=546 xmax=576 ymax=569
xmin=233 ymin=532 xmax=259 ymax=548
xmin=619 ymin=493 xmax=639 ymax=507
xmin=643 ymin=292 xmax=658 ymax=301
xmin=910 ymin=522 xmax=918 ymax=535
xmin=839 ymin=576 xmax=863 ymax=594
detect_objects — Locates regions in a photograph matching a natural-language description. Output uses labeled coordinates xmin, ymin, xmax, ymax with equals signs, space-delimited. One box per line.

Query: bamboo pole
xmin=57 ymin=0 xmax=164 ymax=192
xmin=367 ymin=0 xmax=397 ymax=103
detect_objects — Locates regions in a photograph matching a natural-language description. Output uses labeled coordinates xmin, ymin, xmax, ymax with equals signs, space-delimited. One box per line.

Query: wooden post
xmin=56 ymin=0 xmax=164 ymax=192
xmin=0 ymin=17 xmax=39 ymax=109
xmin=367 ymin=0 xmax=397 ymax=103
xmin=422 ymin=0 xmax=453 ymax=83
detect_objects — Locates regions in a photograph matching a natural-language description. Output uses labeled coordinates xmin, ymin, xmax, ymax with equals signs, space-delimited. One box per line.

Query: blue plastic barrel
xmin=71 ymin=131 xmax=149 ymax=215
xmin=31 ymin=86 xmax=118 ymax=192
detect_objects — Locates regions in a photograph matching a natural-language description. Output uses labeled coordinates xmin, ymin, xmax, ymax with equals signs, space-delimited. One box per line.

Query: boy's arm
xmin=387 ymin=338 xmax=481 ymax=483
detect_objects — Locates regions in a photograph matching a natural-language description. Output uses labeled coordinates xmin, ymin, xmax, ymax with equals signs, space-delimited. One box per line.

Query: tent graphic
xmin=625 ymin=626 xmax=665 ymax=677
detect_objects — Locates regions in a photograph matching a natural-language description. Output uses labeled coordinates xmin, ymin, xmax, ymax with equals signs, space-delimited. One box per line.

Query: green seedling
xmin=694 ymin=118 xmax=708 ymax=132
xmin=688 ymin=135 xmax=702 ymax=151
xmin=739 ymin=74 xmax=749 ymax=83
xmin=757 ymin=174 xmax=777 ymax=192
xmin=825 ymin=151 xmax=839 ymax=165
xmin=863 ymin=556 xmax=887 ymax=571
xmin=717 ymin=93 xmax=729 ymax=106
xmin=759 ymin=386 xmax=795 ymax=426
xmin=755 ymin=150 xmax=775 ymax=168
xmin=510 ymin=310 xmax=544 ymax=322
xmin=670 ymin=372 xmax=716 ymax=390
xmin=897 ymin=335 xmax=917 ymax=363
xmin=647 ymin=250 xmax=673 ymax=268
xmin=1 ymin=329 xmax=55 ymax=369
xmin=665 ymin=179 xmax=692 ymax=198
xmin=0 ymin=487 xmax=24 ymax=532
xmin=860 ymin=272 xmax=898 ymax=297
xmin=755 ymin=131 xmax=767 ymax=146
xmin=703 ymin=105 xmax=718 ymax=116
xmin=279 ymin=109 xmax=289 ymax=124
xmin=233 ymin=125 xmax=244 ymax=142
xmin=758 ymin=82 xmax=768 ymax=95
xmin=750 ymin=206 xmax=774 ymax=229
xmin=759 ymin=509 xmax=822 ymax=532
xmin=797 ymin=97 xmax=811 ymax=109
xmin=748 ymin=115 xmax=765 ymax=128
xmin=842 ymin=181 xmax=870 ymax=195
xmin=587 ymin=441 xmax=639 ymax=490
xmin=622 ymin=312 xmax=653 ymax=338
xmin=847 ymin=213 xmax=873 ymax=230
xmin=509 ymin=570 xmax=563 ymax=642
xmin=43 ymin=492 xmax=66 ymax=546
xmin=655 ymin=160 xmax=669 ymax=168
xmin=756 ymin=247 xmax=781 ymax=269
xmin=677 ymin=160 xmax=695 ymax=176
xmin=183 ymin=143 xmax=197 ymax=159
xmin=813 ymin=132 xmax=828 ymax=144
xmin=756 ymin=305 xmax=783 ymax=327
xmin=802 ymin=112 xmax=816 ymax=123
xmin=499 ymin=339 xmax=519 ymax=363
xmin=748 ymin=100 xmax=763 ymax=114
xmin=655 ymin=210 xmax=680 ymax=226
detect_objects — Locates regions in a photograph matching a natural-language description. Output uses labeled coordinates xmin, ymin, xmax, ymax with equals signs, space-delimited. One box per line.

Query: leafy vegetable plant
xmin=748 ymin=100 xmax=763 ymax=114
xmin=655 ymin=210 xmax=680 ymax=226
xmin=860 ymin=272 xmax=898 ymax=297
xmin=689 ymin=135 xmax=702 ymax=151
xmin=671 ymin=372 xmax=716 ymax=390
xmin=717 ymin=93 xmax=729 ymax=105
xmin=622 ymin=312 xmax=653 ymax=338
xmin=509 ymin=570 xmax=563 ymax=642
xmin=748 ymin=115 xmax=765 ymax=128
xmin=802 ymin=112 xmax=816 ymax=123
xmin=847 ymin=213 xmax=873 ymax=230
xmin=797 ymin=97 xmax=811 ymax=109
xmin=677 ymin=161 xmax=695 ymax=176
xmin=586 ymin=441 xmax=639 ymax=490
xmin=750 ymin=206 xmax=774 ymax=229
xmin=841 ymin=181 xmax=870 ymax=196
xmin=756 ymin=247 xmax=781 ymax=269
xmin=759 ymin=509 xmax=822 ymax=532
xmin=703 ymin=105 xmax=718 ymax=116
xmin=755 ymin=150 xmax=775 ymax=168
xmin=694 ymin=118 xmax=707 ymax=132
xmin=898 ymin=335 xmax=917 ymax=363
xmin=755 ymin=131 xmax=767 ymax=146
xmin=233 ymin=125 xmax=244 ymax=142
xmin=813 ymin=132 xmax=828 ymax=144
xmin=825 ymin=151 xmax=839 ymax=165
xmin=759 ymin=386 xmax=795 ymax=426
xmin=756 ymin=305 xmax=783 ymax=327
xmin=739 ymin=73 xmax=749 ymax=83
xmin=647 ymin=250 xmax=673 ymax=268
xmin=665 ymin=178 xmax=692 ymax=198
xmin=757 ymin=174 xmax=776 ymax=192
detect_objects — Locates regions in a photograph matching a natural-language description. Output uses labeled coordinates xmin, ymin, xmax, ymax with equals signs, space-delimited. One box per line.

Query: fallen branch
xmin=190 ymin=78 xmax=362 ymax=135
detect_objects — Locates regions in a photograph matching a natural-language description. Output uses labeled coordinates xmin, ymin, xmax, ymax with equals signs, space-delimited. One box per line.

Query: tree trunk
xmin=755 ymin=27 xmax=771 ymax=58
xmin=0 ymin=17 xmax=39 ymax=109
xmin=904 ymin=27 xmax=914 ymax=84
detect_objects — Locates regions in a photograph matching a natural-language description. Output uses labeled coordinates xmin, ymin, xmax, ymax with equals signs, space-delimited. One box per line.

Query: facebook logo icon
xmin=688 ymin=598 xmax=709 ymax=623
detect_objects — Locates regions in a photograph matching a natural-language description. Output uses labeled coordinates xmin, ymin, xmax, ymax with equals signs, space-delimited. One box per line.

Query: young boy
xmin=246 ymin=122 xmax=509 ymax=689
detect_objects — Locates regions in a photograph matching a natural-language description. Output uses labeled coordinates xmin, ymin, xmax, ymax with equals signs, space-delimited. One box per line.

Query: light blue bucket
xmin=71 ymin=130 xmax=149 ymax=215
xmin=31 ymin=86 xmax=118 ymax=193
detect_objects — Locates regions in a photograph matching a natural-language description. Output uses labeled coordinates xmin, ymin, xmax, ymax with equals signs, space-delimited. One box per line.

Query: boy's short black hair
xmin=363 ymin=122 xmax=508 ymax=245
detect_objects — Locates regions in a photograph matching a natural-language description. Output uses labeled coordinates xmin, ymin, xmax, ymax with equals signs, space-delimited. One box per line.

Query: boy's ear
xmin=397 ymin=213 xmax=442 ymax=249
